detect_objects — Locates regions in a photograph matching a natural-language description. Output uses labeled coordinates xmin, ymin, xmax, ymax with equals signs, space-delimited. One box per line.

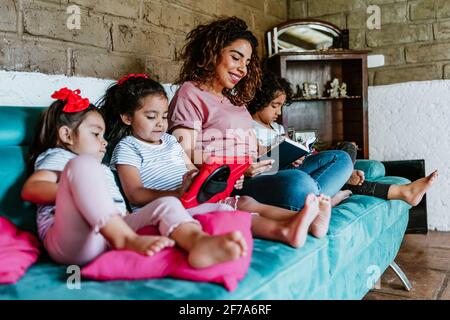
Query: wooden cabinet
xmin=266 ymin=50 xmax=370 ymax=159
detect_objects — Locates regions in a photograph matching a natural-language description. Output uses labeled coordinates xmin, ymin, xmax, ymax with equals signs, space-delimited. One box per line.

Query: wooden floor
xmin=364 ymin=231 xmax=450 ymax=300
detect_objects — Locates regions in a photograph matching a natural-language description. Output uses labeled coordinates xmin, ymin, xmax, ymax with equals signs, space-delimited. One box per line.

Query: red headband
xmin=117 ymin=73 xmax=149 ymax=86
xmin=51 ymin=88 xmax=90 ymax=113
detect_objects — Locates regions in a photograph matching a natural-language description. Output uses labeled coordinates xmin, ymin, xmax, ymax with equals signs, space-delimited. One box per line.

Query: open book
xmin=258 ymin=136 xmax=316 ymax=175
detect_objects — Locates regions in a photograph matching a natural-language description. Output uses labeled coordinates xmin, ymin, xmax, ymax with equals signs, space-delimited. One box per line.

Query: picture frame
xmin=302 ymin=82 xmax=320 ymax=99
xmin=295 ymin=130 xmax=317 ymax=145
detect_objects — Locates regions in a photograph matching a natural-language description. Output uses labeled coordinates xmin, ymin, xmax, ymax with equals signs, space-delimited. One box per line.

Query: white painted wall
xmin=0 ymin=71 xmax=448 ymax=230
xmin=369 ymin=81 xmax=450 ymax=231
xmin=0 ymin=70 xmax=177 ymax=106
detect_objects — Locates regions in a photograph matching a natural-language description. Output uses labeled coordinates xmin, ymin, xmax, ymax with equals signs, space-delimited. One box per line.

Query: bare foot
xmin=396 ymin=170 xmax=439 ymax=206
xmin=309 ymin=195 xmax=332 ymax=239
xmin=125 ymin=235 xmax=175 ymax=256
xmin=278 ymin=194 xmax=319 ymax=248
xmin=331 ymin=190 xmax=352 ymax=207
xmin=347 ymin=170 xmax=365 ymax=186
xmin=188 ymin=231 xmax=247 ymax=269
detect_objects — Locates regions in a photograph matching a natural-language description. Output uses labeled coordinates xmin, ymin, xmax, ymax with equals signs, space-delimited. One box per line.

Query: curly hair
xmin=97 ymin=77 xmax=167 ymax=148
xmin=247 ymin=72 xmax=293 ymax=115
xmin=176 ymin=16 xmax=262 ymax=106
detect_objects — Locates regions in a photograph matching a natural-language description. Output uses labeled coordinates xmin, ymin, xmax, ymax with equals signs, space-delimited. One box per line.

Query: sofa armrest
xmin=354 ymin=160 xmax=386 ymax=181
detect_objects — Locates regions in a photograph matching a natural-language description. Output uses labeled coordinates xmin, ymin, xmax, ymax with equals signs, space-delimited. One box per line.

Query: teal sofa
xmin=0 ymin=106 xmax=411 ymax=300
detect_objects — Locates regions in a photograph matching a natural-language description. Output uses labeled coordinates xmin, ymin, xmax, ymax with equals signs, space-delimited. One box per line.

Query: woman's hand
xmin=178 ymin=169 xmax=199 ymax=195
xmin=291 ymin=156 xmax=306 ymax=168
xmin=244 ymin=160 xmax=274 ymax=178
xmin=234 ymin=175 xmax=245 ymax=190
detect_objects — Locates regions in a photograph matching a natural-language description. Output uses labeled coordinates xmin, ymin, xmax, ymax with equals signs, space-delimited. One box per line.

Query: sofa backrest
xmin=0 ymin=107 xmax=46 ymax=233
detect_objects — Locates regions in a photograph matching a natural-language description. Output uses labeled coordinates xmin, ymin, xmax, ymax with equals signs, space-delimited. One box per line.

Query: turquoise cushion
xmin=355 ymin=160 xmax=386 ymax=181
xmin=0 ymin=107 xmax=44 ymax=234
xmin=328 ymin=176 xmax=411 ymax=275
xmin=322 ymin=212 xmax=408 ymax=299
xmin=0 ymin=107 xmax=45 ymax=146
xmin=0 ymin=236 xmax=330 ymax=300
xmin=0 ymin=146 xmax=37 ymax=234
xmin=233 ymin=237 xmax=330 ymax=299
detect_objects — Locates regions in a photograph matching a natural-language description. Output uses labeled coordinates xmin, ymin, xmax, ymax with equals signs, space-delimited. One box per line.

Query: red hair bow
xmin=117 ymin=73 xmax=149 ymax=85
xmin=51 ymin=87 xmax=90 ymax=113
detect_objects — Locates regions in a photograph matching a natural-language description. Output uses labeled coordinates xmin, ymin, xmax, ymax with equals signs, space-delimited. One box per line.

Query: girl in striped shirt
xmin=21 ymin=88 xmax=176 ymax=266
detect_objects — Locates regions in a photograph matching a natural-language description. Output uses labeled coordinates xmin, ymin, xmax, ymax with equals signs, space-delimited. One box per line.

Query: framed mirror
xmin=267 ymin=19 xmax=344 ymax=56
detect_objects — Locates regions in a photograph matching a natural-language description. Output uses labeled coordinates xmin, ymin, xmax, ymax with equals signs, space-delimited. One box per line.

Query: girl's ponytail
xmin=97 ymin=83 xmax=130 ymax=149
xmin=28 ymin=101 xmax=64 ymax=174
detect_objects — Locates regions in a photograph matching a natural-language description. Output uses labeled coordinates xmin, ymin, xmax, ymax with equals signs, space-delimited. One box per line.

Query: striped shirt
xmin=110 ymin=134 xmax=188 ymax=211
xmin=34 ymin=148 xmax=127 ymax=241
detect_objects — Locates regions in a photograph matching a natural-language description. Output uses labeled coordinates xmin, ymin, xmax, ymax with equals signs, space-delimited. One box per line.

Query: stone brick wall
xmin=288 ymin=0 xmax=450 ymax=86
xmin=0 ymin=0 xmax=287 ymax=82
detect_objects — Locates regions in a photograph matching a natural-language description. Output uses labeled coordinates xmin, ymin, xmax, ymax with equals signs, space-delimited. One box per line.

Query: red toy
xmin=180 ymin=156 xmax=252 ymax=209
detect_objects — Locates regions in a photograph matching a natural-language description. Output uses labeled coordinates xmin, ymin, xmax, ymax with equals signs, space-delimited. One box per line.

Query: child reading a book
xmin=249 ymin=72 xmax=438 ymax=207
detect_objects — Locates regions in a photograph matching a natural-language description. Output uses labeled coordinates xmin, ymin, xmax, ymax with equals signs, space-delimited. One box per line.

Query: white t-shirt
xmin=252 ymin=120 xmax=286 ymax=147
xmin=110 ymin=134 xmax=188 ymax=211
xmin=34 ymin=148 xmax=126 ymax=241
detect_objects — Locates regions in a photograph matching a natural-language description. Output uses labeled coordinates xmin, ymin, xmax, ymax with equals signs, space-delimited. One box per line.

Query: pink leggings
xmin=44 ymin=155 xmax=232 ymax=266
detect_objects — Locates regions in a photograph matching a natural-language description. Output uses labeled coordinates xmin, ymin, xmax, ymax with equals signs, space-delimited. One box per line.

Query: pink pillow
xmin=0 ymin=217 xmax=41 ymax=284
xmin=81 ymin=211 xmax=253 ymax=291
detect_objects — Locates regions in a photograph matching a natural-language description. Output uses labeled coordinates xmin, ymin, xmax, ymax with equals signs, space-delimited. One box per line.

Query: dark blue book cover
xmin=258 ymin=138 xmax=314 ymax=174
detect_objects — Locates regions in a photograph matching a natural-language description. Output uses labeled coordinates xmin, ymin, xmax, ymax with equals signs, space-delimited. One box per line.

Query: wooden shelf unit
xmin=267 ymin=51 xmax=370 ymax=159
xmin=292 ymin=96 xmax=362 ymax=102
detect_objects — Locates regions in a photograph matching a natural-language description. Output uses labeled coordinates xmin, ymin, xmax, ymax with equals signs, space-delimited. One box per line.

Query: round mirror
xmin=267 ymin=19 xmax=343 ymax=55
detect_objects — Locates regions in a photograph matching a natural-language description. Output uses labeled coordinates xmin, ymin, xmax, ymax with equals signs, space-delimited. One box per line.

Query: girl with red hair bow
xmin=22 ymin=87 xmax=178 ymax=266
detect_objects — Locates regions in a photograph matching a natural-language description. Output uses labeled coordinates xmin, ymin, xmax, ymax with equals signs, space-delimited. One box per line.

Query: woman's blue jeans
xmin=234 ymin=150 xmax=353 ymax=211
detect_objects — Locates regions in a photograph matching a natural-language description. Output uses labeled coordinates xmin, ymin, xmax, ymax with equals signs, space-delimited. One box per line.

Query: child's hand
xmin=178 ymin=169 xmax=199 ymax=196
xmin=347 ymin=170 xmax=365 ymax=186
xmin=234 ymin=175 xmax=245 ymax=190
xmin=245 ymin=160 xmax=274 ymax=177
xmin=291 ymin=156 xmax=306 ymax=168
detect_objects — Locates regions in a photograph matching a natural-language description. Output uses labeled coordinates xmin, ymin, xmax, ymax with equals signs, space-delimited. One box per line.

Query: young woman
xmin=168 ymin=17 xmax=354 ymax=215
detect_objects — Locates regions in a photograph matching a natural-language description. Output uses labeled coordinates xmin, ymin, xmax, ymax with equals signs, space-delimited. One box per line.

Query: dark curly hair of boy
xmin=247 ymin=72 xmax=293 ymax=115
xmin=175 ymin=16 xmax=262 ymax=106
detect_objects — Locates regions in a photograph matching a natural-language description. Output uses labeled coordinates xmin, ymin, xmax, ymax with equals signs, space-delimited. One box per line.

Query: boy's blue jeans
xmin=234 ymin=150 xmax=353 ymax=211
